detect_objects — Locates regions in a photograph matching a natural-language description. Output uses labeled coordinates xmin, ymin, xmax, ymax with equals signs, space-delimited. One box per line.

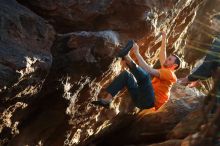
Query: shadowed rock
xmin=1 ymin=0 xmax=219 ymax=145
xmin=0 ymin=0 xmax=55 ymax=102
xmin=80 ymin=85 xmax=204 ymax=146
xmin=0 ymin=0 xmax=55 ymax=144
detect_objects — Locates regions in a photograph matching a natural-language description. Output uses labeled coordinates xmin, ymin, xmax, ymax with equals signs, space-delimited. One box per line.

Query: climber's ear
xmin=172 ymin=54 xmax=181 ymax=70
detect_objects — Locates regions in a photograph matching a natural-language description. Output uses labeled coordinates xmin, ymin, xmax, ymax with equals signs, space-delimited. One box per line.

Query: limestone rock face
xmin=2 ymin=29 xmax=121 ymax=146
xmin=0 ymin=0 xmax=219 ymax=146
xmin=52 ymin=31 xmax=119 ymax=71
xmin=80 ymin=84 xmax=204 ymax=146
xmin=17 ymin=0 xmax=201 ymax=44
xmin=0 ymin=0 xmax=55 ymax=109
xmin=16 ymin=0 xmax=157 ymax=35
xmin=167 ymin=109 xmax=205 ymax=139
xmin=0 ymin=0 xmax=55 ymax=145
xmin=0 ymin=0 xmax=55 ymax=100
xmin=184 ymin=0 xmax=220 ymax=65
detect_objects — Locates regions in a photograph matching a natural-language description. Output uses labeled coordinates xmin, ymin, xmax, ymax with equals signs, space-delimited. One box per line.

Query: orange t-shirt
xmin=152 ymin=67 xmax=177 ymax=110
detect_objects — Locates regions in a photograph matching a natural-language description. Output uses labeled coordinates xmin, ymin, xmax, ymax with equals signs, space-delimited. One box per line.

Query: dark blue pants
xmin=106 ymin=62 xmax=155 ymax=109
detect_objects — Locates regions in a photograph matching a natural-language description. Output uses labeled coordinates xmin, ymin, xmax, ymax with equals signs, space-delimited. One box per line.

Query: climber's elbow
xmin=149 ymin=68 xmax=160 ymax=77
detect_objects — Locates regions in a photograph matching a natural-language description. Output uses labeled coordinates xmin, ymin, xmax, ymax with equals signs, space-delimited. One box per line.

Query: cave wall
xmin=184 ymin=0 xmax=220 ymax=65
xmin=0 ymin=0 xmax=55 ymax=145
xmin=0 ymin=0 xmax=218 ymax=146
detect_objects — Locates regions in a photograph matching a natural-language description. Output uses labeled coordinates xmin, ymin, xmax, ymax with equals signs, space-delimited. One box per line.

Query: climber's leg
xmin=92 ymin=70 xmax=139 ymax=108
xmin=106 ymin=70 xmax=139 ymax=98
xmin=92 ymin=54 xmax=154 ymax=109
xmin=126 ymin=60 xmax=155 ymax=109
xmin=106 ymin=56 xmax=155 ymax=109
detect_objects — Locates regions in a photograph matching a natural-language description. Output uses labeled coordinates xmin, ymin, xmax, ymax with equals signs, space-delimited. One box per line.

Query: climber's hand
xmin=178 ymin=77 xmax=201 ymax=88
xmin=132 ymin=43 xmax=139 ymax=55
xmin=188 ymin=81 xmax=201 ymax=88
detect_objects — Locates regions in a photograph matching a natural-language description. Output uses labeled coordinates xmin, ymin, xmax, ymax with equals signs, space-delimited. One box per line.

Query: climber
xmin=179 ymin=14 xmax=220 ymax=88
xmin=92 ymin=31 xmax=181 ymax=110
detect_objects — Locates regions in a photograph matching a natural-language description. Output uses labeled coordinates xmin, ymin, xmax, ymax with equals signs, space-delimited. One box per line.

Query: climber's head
xmin=163 ymin=54 xmax=181 ymax=70
xmin=211 ymin=13 xmax=220 ymax=32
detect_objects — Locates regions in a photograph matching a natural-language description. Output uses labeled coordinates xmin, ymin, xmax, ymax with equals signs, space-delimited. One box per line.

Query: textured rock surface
xmin=17 ymin=0 xmax=202 ymax=45
xmin=17 ymin=0 xmax=159 ymax=35
xmin=2 ymin=29 xmax=121 ymax=146
xmin=80 ymin=84 xmax=204 ymax=146
xmin=184 ymin=0 xmax=220 ymax=65
xmin=0 ymin=0 xmax=219 ymax=146
xmin=0 ymin=0 xmax=55 ymax=101
xmin=0 ymin=0 xmax=55 ymax=145
xmin=167 ymin=108 xmax=205 ymax=139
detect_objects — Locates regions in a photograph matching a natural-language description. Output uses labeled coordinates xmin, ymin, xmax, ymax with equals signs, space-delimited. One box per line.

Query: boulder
xmin=0 ymin=0 xmax=55 ymax=144
xmin=17 ymin=0 xmax=202 ymax=47
xmin=167 ymin=108 xmax=205 ymax=139
xmin=184 ymin=0 xmax=220 ymax=65
xmin=80 ymin=84 xmax=204 ymax=146
xmin=5 ymin=30 xmax=120 ymax=146
xmin=0 ymin=0 xmax=55 ymax=103
xmin=0 ymin=0 xmax=216 ymax=145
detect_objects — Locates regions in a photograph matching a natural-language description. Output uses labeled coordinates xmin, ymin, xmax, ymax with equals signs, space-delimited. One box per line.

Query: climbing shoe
xmin=91 ymin=98 xmax=111 ymax=108
xmin=117 ymin=40 xmax=135 ymax=58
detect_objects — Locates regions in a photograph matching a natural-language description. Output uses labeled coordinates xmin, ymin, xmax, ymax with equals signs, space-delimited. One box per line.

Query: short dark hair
xmin=171 ymin=54 xmax=181 ymax=70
